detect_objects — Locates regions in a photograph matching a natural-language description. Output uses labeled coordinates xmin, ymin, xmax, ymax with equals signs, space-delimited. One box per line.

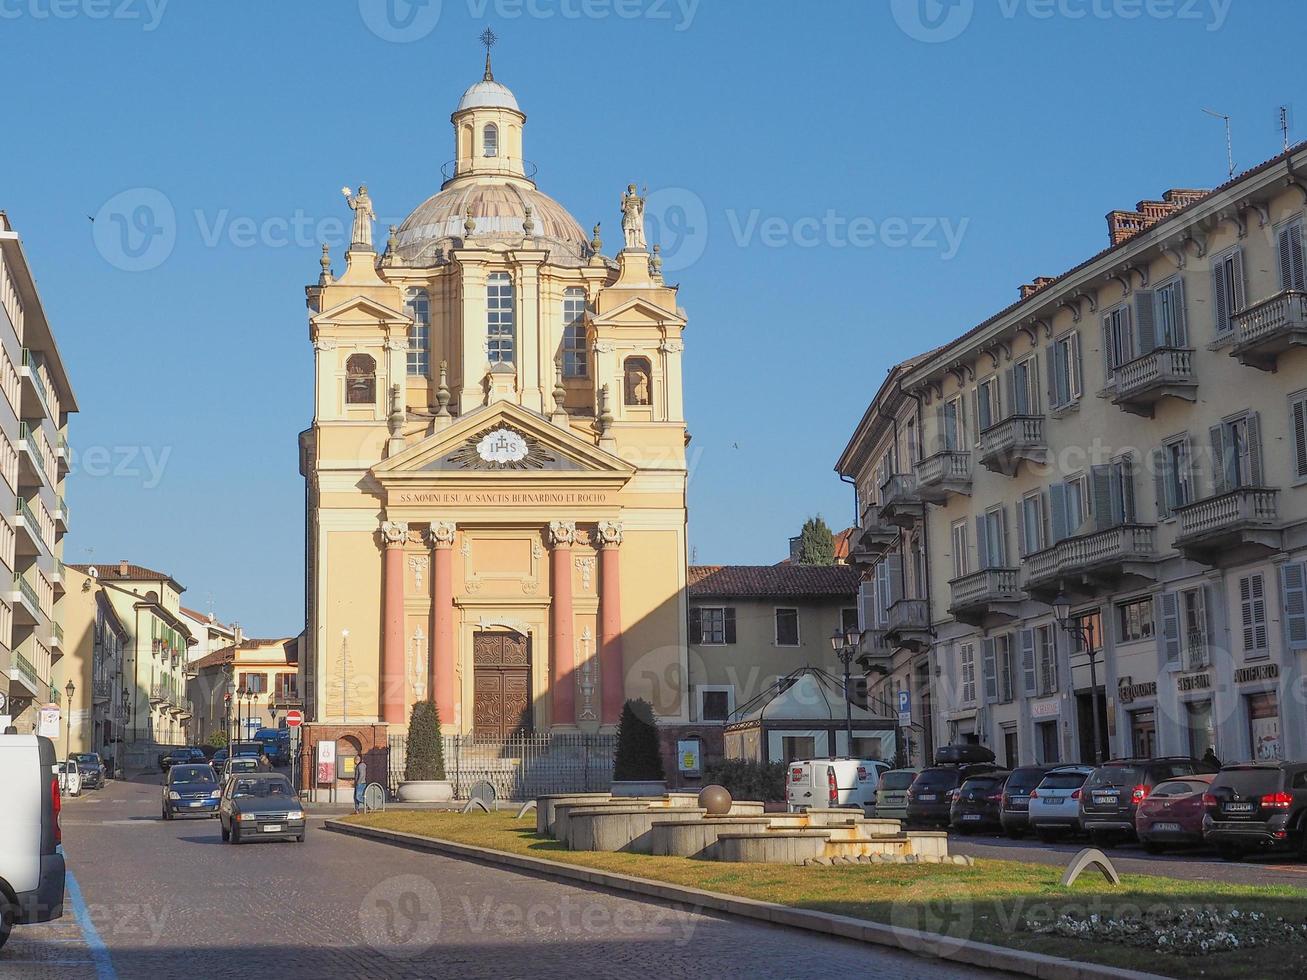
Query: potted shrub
xmin=611 ymin=698 xmax=667 ymax=796
xmin=397 ymin=700 xmax=454 ymax=802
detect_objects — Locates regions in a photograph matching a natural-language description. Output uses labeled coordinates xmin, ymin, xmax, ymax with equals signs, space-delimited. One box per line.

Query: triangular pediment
xmin=311 ymin=294 xmax=410 ymax=328
xmin=373 ymin=402 xmax=636 ymax=480
xmin=591 ymin=295 xmax=686 ymax=329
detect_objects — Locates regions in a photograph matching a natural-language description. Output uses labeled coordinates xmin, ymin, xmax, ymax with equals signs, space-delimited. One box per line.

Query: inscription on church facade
xmin=392 ymin=490 xmax=614 ymax=507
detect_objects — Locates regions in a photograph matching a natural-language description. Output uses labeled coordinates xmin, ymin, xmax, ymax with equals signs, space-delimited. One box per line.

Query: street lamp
xmin=64 ymin=679 xmax=75 ymax=758
xmin=1053 ymin=593 xmax=1104 ymax=766
xmin=830 ymin=625 xmax=862 ymax=755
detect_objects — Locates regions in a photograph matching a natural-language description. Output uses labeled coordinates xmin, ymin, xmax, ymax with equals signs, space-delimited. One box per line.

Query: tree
xmin=404 ymin=700 xmax=446 ymax=781
xmin=206 ymin=730 xmax=228 ymax=749
xmin=612 ymin=699 xmax=665 ymax=782
xmin=796 ymin=515 xmax=836 ymax=565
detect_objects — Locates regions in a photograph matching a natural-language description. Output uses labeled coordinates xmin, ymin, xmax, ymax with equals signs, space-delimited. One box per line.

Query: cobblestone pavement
xmin=4 ymin=779 xmax=997 ymax=980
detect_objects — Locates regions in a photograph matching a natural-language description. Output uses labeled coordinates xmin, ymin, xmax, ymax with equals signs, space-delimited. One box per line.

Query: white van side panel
xmin=0 ymin=737 xmax=43 ymax=897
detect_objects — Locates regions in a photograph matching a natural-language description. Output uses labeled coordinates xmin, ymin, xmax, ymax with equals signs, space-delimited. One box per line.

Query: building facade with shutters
xmin=839 ymin=143 xmax=1307 ymax=771
xmin=298 ymin=54 xmax=689 ymax=752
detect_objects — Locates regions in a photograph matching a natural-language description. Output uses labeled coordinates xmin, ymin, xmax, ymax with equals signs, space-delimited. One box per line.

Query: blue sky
xmin=0 ymin=0 xmax=1300 ymax=633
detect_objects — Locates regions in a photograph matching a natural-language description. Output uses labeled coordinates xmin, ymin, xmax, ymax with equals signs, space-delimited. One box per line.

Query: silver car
xmin=870 ymin=768 xmax=920 ymax=821
xmin=1028 ymin=765 xmax=1094 ymax=840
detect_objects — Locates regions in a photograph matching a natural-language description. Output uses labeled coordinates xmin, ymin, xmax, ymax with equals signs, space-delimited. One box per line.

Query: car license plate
xmin=189 ymin=801 xmax=203 ymax=807
xmin=1154 ymin=822 xmax=1182 ymax=832
xmin=962 ymin=813 xmax=981 ymax=821
xmin=262 ymin=824 xmax=283 ymax=833
xmin=1093 ymin=792 xmax=1118 ymax=804
xmin=919 ymin=794 xmax=936 ymax=802
xmin=1224 ymin=802 xmax=1255 ymax=813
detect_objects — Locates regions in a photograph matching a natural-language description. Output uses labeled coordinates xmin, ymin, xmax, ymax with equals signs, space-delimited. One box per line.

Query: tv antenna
xmin=1202 ymin=107 xmax=1235 ymax=179
xmin=1280 ymin=105 xmax=1293 ymax=152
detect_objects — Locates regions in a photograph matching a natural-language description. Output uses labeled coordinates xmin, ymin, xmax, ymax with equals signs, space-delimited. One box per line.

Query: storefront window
xmin=1185 ymin=700 xmax=1214 ymax=759
xmin=1130 ymin=709 xmax=1157 ymax=758
xmin=1247 ymin=693 xmax=1282 ymax=761
xmin=1037 ymin=721 xmax=1059 ymax=764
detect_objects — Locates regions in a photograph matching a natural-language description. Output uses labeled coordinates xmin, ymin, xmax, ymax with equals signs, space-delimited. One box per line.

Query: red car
xmin=1134 ymin=773 xmax=1215 ymax=853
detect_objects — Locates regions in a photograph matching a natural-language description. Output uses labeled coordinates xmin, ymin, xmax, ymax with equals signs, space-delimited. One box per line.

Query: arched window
xmin=405 ymin=288 xmax=430 ymax=376
xmin=487 ymin=272 xmax=515 ymax=364
xmin=345 ymin=353 xmax=376 ymax=404
xmin=562 ymin=288 xmax=587 ymax=378
xmin=483 ymin=123 xmax=499 ymax=158
xmin=623 ymin=356 xmax=652 ymax=406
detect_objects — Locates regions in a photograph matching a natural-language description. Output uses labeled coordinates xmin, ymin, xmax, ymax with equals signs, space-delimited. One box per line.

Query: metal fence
xmin=386 ymin=733 xmax=617 ymax=800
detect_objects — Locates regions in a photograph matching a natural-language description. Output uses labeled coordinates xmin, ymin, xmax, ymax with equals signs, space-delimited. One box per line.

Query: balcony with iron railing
xmin=150 ymin=682 xmax=172 ymax=706
xmin=16 ymin=422 xmax=49 ymax=489
xmin=269 ymin=690 xmax=304 ymax=710
xmin=19 ymin=348 xmax=53 ymax=419
xmin=54 ymin=495 xmax=67 ymax=533
xmin=978 ymin=414 xmax=1046 ymax=476
xmin=948 ymin=566 xmax=1023 ymax=627
xmin=914 ymin=450 xmax=973 ymax=502
xmin=50 ymin=559 xmax=64 ymax=594
xmin=10 ymin=650 xmax=42 ymax=698
xmin=884 ymin=597 xmax=931 ymax=652
xmin=93 ymin=676 xmax=113 ymax=702
xmin=50 ymin=621 xmax=63 ymax=650
xmin=14 ymin=495 xmax=51 ymax=557
xmin=12 ymin=572 xmax=42 ymax=626
xmin=56 ymin=432 xmax=69 ymax=476
xmin=877 ymin=473 xmax=924 ymax=528
xmin=1023 ymin=524 xmax=1159 ymax=599
xmin=1174 ymin=487 xmax=1281 ymax=565
xmin=1109 ymin=347 xmax=1197 ymax=416
xmin=1232 ymin=289 xmax=1307 ymax=371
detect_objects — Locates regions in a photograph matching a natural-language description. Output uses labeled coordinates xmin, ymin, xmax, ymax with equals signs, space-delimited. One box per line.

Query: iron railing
xmin=14 ymin=572 xmax=39 ymax=610
xmin=18 ymin=422 xmax=45 ymax=475
xmin=21 ymin=348 xmax=50 ymax=409
xmin=386 ymin=732 xmax=618 ymax=800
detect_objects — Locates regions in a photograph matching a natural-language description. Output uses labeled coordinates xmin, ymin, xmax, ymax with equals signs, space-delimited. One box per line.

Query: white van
xmin=785 ymin=758 xmax=890 ymax=811
xmin=0 ymin=734 xmax=65 ymax=948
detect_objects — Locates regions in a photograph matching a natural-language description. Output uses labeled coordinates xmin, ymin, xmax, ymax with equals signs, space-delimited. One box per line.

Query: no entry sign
xmin=285 ymin=709 xmax=304 ymax=727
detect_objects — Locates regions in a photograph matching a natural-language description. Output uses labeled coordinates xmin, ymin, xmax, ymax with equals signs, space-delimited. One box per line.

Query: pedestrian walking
xmin=353 ymin=754 xmax=367 ymax=813
xmin=1202 ymin=747 xmax=1223 ymax=770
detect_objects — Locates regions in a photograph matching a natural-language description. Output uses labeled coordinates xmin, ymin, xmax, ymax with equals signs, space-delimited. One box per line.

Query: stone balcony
xmin=1110 ymin=347 xmax=1197 ymax=417
xmin=884 ymin=598 xmax=931 ymax=653
xmin=914 ymin=450 xmax=973 ymax=502
xmin=855 ymin=629 xmax=893 ymax=674
xmin=977 ymin=415 xmax=1046 ymax=476
xmin=1232 ymin=289 xmax=1307 ymax=371
xmin=1174 ymin=487 xmax=1281 ymax=566
xmin=877 ymin=474 xmax=924 ymax=528
xmin=849 ymin=511 xmax=900 ymax=569
xmin=1022 ymin=524 xmax=1159 ymax=601
xmin=948 ymin=567 xmax=1023 ymax=627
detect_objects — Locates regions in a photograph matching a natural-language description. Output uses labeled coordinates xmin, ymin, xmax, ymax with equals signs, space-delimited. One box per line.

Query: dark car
xmin=999 ymin=766 xmax=1052 ymax=839
xmin=1079 ymin=757 xmax=1219 ymax=845
xmin=219 ymin=773 xmax=305 ymax=844
xmin=950 ymin=771 xmax=1010 ymax=833
xmin=1203 ymin=762 xmax=1307 ymax=861
xmin=1134 ymin=774 xmax=1215 ymax=853
xmin=68 ymin=753 xmax=106 ymax=789
xmin=212 ymin=748 xmax=229 ymax=766
xmin=906 ymin=763 xmax=999 ymax=827
xmin=161 ymin=747 xmax=206 ymax=771
xmin=162 ymin=764 xmax=221 ymax=820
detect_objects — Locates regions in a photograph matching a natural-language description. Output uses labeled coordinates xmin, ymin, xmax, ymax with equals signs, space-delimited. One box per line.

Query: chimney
xmin=1019 ymin=277 xmax=1057 ymax=300
xmin=119 ymin=559 xmax=130 ymax=577
xmin=1106 ymin=187 xmax=1211 ymax=246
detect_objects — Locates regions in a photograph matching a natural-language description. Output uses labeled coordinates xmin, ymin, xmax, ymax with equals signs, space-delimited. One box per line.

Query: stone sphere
xmin=698 ymin=784 xmax=732 ymax=816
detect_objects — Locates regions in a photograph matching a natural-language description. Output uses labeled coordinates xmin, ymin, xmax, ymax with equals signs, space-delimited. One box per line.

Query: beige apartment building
xmin=839 ymin=144 xmax=1307 ymax=770
xmin=58 ymin=567 xmax=128 ymax=762
xmin=0 ymin=212 xmax=76 ymax=737
xmin=190 ymin=635 xmax=301 ymax=743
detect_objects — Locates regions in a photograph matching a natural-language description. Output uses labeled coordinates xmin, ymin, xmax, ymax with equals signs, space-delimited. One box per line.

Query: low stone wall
xmin=566 ymin=806 xmax=706 ymax=853
xmin=535 ymin=794 xmax=612 ymax=837
xmin=649 ymin=818 xmax=774 ymax=858
xmin=715 ymin=831 xmax=831 ymax=865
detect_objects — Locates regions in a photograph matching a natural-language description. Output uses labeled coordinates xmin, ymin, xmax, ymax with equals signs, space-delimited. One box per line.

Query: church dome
xmin=456 ymin=79 xmax=520 ymax=113
xmin=394 ymin=181 xmax=590 ymax=265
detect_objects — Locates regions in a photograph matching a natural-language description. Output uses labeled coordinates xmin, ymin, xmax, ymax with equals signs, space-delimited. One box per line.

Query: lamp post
xmin=64 ymin=679 xmax=75 ymax=758
xmin=830 ymin=625 xmax=862 ymax=756
xmin=1053 ymin=593 xmax=1103 ymax=766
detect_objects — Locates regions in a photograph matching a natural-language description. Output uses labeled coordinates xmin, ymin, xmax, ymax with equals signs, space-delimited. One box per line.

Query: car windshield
xmin=71 ymin=753 xmax=100 ymax=763
xmin=233 ymin=778 xmax=293 ymax=800
xmin=1086 ymin=765 xmax=1142 ymax=788
xmin=961 ymin=776 xmax=1003 ymax=792
xmin=914 ymin=769 xmax=961 ymax=791
xmin=1211 ymin=769 xmax=1282 ymax=796
xmin=1039 ymin=772 xmax=1089 ymax=790
xmin=880 ymin=771 xmax=917 ymax=791
xmin=170 ymin=765 xmax=215 ymax=784
xmin=229 ymin=759 xmax=258 ymax=772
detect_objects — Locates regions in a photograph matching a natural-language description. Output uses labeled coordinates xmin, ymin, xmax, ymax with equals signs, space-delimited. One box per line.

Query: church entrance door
xmin=472 ymin=631 xmax=532 ymax=741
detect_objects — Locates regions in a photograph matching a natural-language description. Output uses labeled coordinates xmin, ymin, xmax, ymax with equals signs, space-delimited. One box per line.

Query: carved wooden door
xmin=472 ymin=631 xmax=532 ymax=741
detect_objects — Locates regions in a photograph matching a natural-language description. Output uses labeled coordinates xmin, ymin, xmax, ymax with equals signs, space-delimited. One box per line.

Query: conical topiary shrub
xmin=612 ymin=698 xmax=665 ymax=782
xmin=404 ymin=700 xmax=446 ymax=782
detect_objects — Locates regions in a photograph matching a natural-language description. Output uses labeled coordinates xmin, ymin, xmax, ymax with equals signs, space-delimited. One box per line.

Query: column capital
xmin=426 ymin=521 xmax=457 ymax=548
xmin=594 ymin=520 xmax=624 ymax=548
xmin=548 ymin=520 xmax=577 ymax=547
xmin=381 ymin=520 xmax=408 ymax=546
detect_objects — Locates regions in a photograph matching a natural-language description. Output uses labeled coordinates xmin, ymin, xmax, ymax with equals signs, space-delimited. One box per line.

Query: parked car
xmin=230 ymin=740 xmax=265 ymax=759
xmin=906 ymin=763 xmax=999 ymax=827
xmin=999 ymin=765 xmax=1053 ymax=839
xmin=219 ymin=773 xmax=305 ymax=844
xmin=785 ymin=758 xmax=890 ymax=811
xmin=1203 ymin=761 xmax=1307 ymax=861
xmin=68 ymin=753 xmax=106 ymax=789
xmin=161 ymin=747 xmax=206 ymax=771
xmin=162 ymin=764 xmax=222 ymax=820
xmin=871 ymin=768 xmax=920 ymax=822
xmin=254 ymin=728 xmax=291 ymax=766
xmin=1079 ymin=757 xmax=1219 ymax=845
xmin=212 ymin=748 xmax=229 ymax=766
xmin=197 ymin=744 xmax=221 ymax=760
xmin=1134 ymin=773 xmax=1215 ymax=853
xmin=950 ymin=771 xmax=1011 ymax=833
xmin=0 ymin=734 xmax=65 ymax=949
xmin=221 ymin=756 xmax=263 ymax=787
xmin=1028 ymin=765 xmax=1095 ymax=840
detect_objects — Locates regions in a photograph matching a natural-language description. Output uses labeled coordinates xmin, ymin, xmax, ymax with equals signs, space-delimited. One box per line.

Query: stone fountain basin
xmin=648 ymin=817 xmax=775 ymax=858
xmin=565 ymin=806 xmax=707 ymax=853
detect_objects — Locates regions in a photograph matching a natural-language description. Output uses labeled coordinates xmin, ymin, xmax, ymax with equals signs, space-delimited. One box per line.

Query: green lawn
xmin=341 ymin=811 xmax=1307 ymax=978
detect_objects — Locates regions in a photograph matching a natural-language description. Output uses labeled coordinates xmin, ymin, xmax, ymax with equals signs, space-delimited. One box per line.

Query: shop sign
xmin=1235 ymin=663 xmax=1279 ymax=685
xmin=1177 ymin=673 xmax=1211 ymax=692
xmin=1117 ymin=678 xmax=1157 ymax=704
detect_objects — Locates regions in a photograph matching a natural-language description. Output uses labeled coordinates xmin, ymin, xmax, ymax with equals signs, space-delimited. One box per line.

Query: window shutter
xmin=982 ymin=637 xmax=998 ymax=703
xmin=995 ymin=507 xmax=1008 ymax=566
xmin=723 ymin=608 xmax=737 ymax=645
xmin=1240 ymin=574 xmax=1268 ymax=653
xmin=1133 ymin=290 xmax=1157 ymax=354
xmin=975 ymin=516 xmax=990 ymax=569
xmin=1246 ymin=411 xmax=1263 ymax=486
xmin=1281 ymin=562 xmax=1307 ymax=650
xmin=1171 ymin=278 xmax=1188 ymax=346
xmin=1209 ymin=424 xmax=1228 ymax=495
xmin=1020 ymin=628 xmax=1037 ymax=695
xmin=1070 ymin=331 xmax=1083 ymax=399
xmin=1030 ymin=354 xmax=1042 ymax=414
xmin=1293 ymin=396 xmax=1307 ymax=480
xmin=936 ymin=403 xmax=947 ymax=454
xmin=1101 ymin=313 xmax=1115 ymax=381
xmin=1157 ymin=592 xmax=1181 ymax=668
xmin=1051 ymin=340 xmax=1069 ymax=408
xmin=1120 ymin=453 xmax=1137 ymax=523
xmin=875 ymin=561 xmax=891 ymax=625
xmin=971 ymin=387 xmax=981 ymax=443
xmin=887 ymin=554 xmax=905 ymax=605
xmin=1231 ymin=248 xmax=1246 ymax=313
xmin=1212 ymin=255 xmax=1231 ymax=334
xmin=1003 ymin=368 xmax=1015 ymax=420
xmin=1016 ymin=499 xmax=1027 ymax=558
xmin=1049 ymin=483 xmax=1069 ymax=543
xmin=688 ymin=607 xmax=703 ymax=645
xmin=1279 ymin=223 xmax=1307 ymax=292
xmin=1090 ymin=464 xmax=1114 ymax=531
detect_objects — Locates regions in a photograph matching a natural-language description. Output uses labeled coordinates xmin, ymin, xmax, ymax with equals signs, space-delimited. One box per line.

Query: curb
xmin=326 ymin=819 xmax=1164 ymax=980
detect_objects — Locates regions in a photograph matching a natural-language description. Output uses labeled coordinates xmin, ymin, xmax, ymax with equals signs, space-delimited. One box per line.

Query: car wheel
xmin=0 ymin=898 xmax=15 ymax=950
xmin=1218 ymin=844 xmax=1243 ymax=862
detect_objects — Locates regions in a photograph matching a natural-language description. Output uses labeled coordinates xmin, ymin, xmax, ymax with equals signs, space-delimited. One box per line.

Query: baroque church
xmin=298 ymin=49 xmax=690 ymax=744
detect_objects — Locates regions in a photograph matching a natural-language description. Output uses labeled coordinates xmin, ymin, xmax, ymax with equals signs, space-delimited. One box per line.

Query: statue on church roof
xmin=342 ymin=184 xmax=375 ymax=251
xmin=621 ymin=183 xmax=646 ymax=251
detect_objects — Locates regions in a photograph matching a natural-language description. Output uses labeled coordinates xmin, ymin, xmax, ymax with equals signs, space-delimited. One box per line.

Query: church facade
xmin=298 ymin=56 xmax=690 ymax=747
